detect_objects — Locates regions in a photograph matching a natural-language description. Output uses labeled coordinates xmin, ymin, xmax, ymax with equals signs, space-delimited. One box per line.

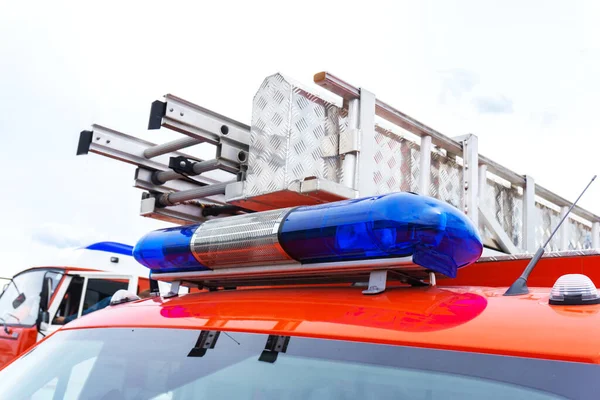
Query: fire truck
xmin=0 ymin=71 xmax=599 ymax=399
xmin=0 ymin=242 xmax=188 ymax=369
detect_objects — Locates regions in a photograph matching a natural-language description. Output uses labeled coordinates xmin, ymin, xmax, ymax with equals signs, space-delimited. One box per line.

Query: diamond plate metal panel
xmin=245 ymin=74 xmax=346 ymax=198
xmin=480 ymin=179 xmax=523 ymax=248
xmin=372 ymin=126 xmax=420 ymax=195
xmin=429 ymin=152 xmax=462 ymax=209
xmin=567 ymin=219 xmax=592 ymax=250
xmin=535 ymin=203 xmax=561 ymax=251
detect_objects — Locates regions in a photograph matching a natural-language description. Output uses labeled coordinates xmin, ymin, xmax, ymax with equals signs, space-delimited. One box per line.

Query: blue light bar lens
xmin=132 ymin=225 xmax=208 ymax=273
xmin=84 ymin=242 xmax=134 ymax=256
xmin=133 ymin=192 xmax=482 ymax=278
xmin=279 ymin=192 xmax=482 ymax=277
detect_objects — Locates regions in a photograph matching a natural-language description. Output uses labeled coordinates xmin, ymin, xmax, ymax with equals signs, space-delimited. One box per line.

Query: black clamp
xmin=169 ymin=156 xmax=196 ymax=176
xmin=187 ymin=330 xmax=221 ymax=358
xmin=258 ymin=335 xmax=290 ymax=363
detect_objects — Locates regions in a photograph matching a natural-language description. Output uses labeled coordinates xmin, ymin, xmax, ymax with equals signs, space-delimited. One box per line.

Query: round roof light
xmin=110 ymin=289 xmax=141 ymax=306
xmin=549 ymin=274 xmax=600 ymax=306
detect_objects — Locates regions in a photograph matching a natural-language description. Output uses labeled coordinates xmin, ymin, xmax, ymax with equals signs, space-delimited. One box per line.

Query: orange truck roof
xmin=64 ymin=284 xmax=600 ymax=364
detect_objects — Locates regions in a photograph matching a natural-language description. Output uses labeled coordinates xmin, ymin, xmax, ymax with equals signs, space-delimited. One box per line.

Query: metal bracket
xmin=140 ymin=195 xmax=206 ymax=224
xmin=362 ymin=270 xmax=387 ymax=295
xmin=479 ymin=206 xmax=519 ymax=254
xmin=339 ymin=128 xmax=361 ymax=155
xmin=460 ymin=134 xmax=479 ymax=226
xmin=258 ymin=335 xmax=290 ymax=363
xmin=163 ymin=281 xmax=181 ymax=298
xmin=187 ymin=330 xmax=221 ymax=357
xmin=523 ymin=175 xmax=537 ymax=252
xmin=356 ymin=88 xmax=377 ymax=197
xmin=429 ymin=271 xmax=437 ymax=287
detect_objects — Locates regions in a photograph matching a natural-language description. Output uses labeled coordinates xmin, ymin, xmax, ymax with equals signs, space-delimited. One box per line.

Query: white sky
xmin=1 ymin=0 xmax=599 ymax=277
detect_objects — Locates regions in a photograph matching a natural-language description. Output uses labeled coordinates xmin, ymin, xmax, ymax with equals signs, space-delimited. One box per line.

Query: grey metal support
xmin=356 ymin=89 xmax=377 ymax=197
xmin=143 ymin=137 xmax=200 ymax=159
xmin=479 ymin=207 xmax=519 ymax=254
xmin=164 ymin=281 xmax=181 ymax=298
xmin=152 ymin=170 xmax=184 ymax=184
xmin=428 ymin=271 xmax=437 ymax=287
xmin=419 ymin=135 xmax=432 ymax=196
xmin=461 ymin=135 xmax=479 ymax=226
xmin=341 ymin=99 xmax=360 ymax=190
xmin=560 ymin=206 xmax=570 ymax=250
xmin=593 ymin=222 xmax=600 ymax=249
xmin=362 ymin=270 xmax=387 ymax=295
xmin=158 ymin=181 xmax=232 ymax=206
xmin=523 ymin=175 xmax=537 ymax=252
xmin=478 ymin=164 xmax=487 ymax=211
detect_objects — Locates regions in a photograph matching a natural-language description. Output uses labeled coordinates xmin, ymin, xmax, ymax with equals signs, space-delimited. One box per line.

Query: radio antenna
xmin=504 ymin=175 xmax=597 ymax=296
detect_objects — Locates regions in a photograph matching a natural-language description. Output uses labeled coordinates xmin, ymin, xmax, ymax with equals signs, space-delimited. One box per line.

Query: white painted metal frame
xmin=40 ymin=275 xmax=73 ymax=339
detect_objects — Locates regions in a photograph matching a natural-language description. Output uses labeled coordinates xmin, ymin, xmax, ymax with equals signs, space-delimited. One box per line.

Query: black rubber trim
xmin=549 ymin=296 xmax=600 ymax=306
xmin=148 ymin=100 xmax=167 ymax=130
xmin=77 ymin=130 xmax=93 ymax=155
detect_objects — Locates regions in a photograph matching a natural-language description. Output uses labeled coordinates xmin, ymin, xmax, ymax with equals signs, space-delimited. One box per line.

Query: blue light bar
xmin=279 ymin=193 xmax=480 ymax=277
xmin=85 ymin=242 xmax=134 ymax=256
xmin=132 ymin=192 xmax=483 ymax=278
xmin=133 ymin=225 xmax=208 ymax=273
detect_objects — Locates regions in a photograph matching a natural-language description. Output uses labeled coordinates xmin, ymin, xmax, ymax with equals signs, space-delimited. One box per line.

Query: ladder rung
xmin=143 ymin=137 xmax=201 ymax=159
xmin=159 ymin=181 xmax=233 ymax=206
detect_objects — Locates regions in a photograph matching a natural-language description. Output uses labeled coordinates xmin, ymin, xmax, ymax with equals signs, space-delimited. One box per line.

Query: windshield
xmin=0 ymin=270 xmax=61 ymax=326
xmin=0 ymin=328 xmax=597 ymax=400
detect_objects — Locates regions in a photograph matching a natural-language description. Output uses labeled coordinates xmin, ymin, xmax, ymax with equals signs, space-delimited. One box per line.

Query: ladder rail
xmin=77 ymin=71 xmax=600 ymax=251
xmin=314 ymin=71 xmax=600 ymax=239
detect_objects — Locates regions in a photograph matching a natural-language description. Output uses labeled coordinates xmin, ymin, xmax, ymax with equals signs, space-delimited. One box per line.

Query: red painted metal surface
xmin=0 ymin=326 xmax=38 ymax=368
xmin=64 ymin=284 xmax=600 ymax=364
xmin=441 ymin=254 xmax=600 ymax=287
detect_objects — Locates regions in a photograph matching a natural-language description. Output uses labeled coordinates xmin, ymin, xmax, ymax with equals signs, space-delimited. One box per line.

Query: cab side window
xmin=52 ymin=277 xmax=130 ymax=326
xmin=52 ymin=277 xmax=84 ymax=325
xmin=81 ymin=279 xmax=129 ymax=317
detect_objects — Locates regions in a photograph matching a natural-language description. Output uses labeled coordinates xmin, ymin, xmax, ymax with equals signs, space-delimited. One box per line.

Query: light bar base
xmin=362 ymin=270 xmax=388 ymax=295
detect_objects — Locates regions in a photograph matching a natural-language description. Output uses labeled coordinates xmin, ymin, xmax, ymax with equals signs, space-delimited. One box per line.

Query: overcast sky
xmin=1 ymin=0 xmax=599 ymax=277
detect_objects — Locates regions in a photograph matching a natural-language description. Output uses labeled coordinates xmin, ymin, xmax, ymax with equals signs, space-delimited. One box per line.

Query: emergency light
xmin=133 ymin=192 xmax=483 ymax=278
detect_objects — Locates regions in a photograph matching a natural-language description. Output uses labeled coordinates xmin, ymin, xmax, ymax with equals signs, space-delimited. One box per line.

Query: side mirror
xmin=39 ymin=276 xmax=52 ymax=312
xmin=12 ymin=292 xmax=26 ymax=309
